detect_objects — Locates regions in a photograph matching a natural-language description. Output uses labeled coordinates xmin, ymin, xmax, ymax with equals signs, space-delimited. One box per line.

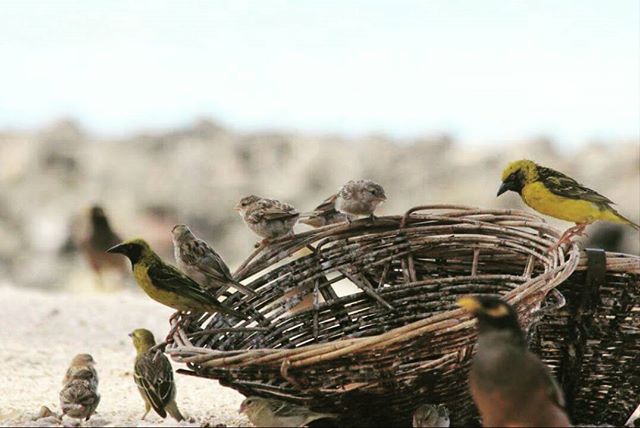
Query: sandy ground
xmin=0 ymin=283 xmax=251 ymax=427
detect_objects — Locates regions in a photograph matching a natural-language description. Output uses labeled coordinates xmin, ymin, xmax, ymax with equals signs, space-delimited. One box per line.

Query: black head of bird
xmin=497 ymin=159 xmax=538 ymax=196
xmin=106 ymin=239 xmax=151 ymax=265
xmin=457 ymin=296 xmax=524 ymax=341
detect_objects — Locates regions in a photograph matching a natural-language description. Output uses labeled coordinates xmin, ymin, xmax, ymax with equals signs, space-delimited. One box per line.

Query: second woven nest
xmin=168 ymin=205 xmax=579 ymax=426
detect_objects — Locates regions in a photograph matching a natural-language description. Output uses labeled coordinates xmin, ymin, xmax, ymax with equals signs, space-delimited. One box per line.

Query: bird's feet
xmin=549 ymin=224 xmax=588 ymax=251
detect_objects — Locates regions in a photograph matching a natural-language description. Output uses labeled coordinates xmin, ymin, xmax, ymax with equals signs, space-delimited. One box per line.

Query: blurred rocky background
xmin=0 ymin=118 xmax=638 ymax=290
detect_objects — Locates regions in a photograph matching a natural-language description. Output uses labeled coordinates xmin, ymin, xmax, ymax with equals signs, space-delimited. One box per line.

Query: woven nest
xmin=167 ymin=205 xmax=581 ymax=426
xmin=530 ymin=250 xmax=640 ymax=426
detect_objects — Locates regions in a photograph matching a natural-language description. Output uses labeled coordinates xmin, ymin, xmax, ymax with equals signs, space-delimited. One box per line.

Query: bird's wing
xmin=526 ymin=351 xmax=566 ymax=410
xmin=60 ymin=380 xmax=100 ymax=409
xmin=147 ymin=262 xmax=250 ymax=319
xmin=258 ymin=205 xmax=299 ymax=221
xmin=313 ymin=194 xmax=338 ymax=213
xmin=134 ymin=353 xmax=175 ymax=418
xmin=538 ymin=166 xmax=614 ymax=205
xmin=195 ymin=242 xmax=235 ymax=283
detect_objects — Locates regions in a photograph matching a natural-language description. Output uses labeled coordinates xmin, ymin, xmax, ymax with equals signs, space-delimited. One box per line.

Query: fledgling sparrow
xmin=412 ymin=404 xmax=450 ymax=427
xmin=239 ymin=396 xmax=338 ymax=427
xmin=171 ymin=224 xmax=256 ymax=297
xmin=234 ymin=195 xmax=299 ymax=241
xmin=60 ymin=353 xmax=100 ymax=421
xmin=299 ymin=194 xmax=355 ymax=228
xmin=334 ymin=179 xmax=387 ymax=219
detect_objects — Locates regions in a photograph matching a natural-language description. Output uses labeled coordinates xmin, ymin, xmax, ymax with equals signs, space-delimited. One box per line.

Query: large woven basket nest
xmin=167 ymin=205 xmax=580 ymax=426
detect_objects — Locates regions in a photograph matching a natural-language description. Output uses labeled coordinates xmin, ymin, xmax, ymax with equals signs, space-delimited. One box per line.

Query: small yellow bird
xmin=130 ymin=328 xmax=184 ymax=421
xmin=107 ymin=239 xmax=250 ymax=322
xmin=498 ymin=159 xmax=639 ymax=246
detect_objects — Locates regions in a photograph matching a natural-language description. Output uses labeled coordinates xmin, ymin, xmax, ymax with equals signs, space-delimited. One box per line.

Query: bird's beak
xmin=496 ymin=181 xmax=516 ymax=197
xmin=128 ymin=332 xmax=133 ymax=338
xmin=106 ymin=243 xmax=127 ymax=255
xmin=457 ymin=296 xmax=481 ymax=313
xmin=233 ymin=203 xmax=242 ymax=212
xmin=238 ymin=404 xmax=246 ymax=414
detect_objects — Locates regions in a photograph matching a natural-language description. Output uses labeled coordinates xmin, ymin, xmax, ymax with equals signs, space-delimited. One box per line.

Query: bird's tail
xmin=608 ymin=209 xmax=640 ymax=230
xmin=166 ymin=400 xmax=184 ymax=422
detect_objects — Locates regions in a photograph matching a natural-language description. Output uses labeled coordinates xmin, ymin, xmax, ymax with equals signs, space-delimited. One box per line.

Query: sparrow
xmin=299 ymin=194 xmax=355 ymax=227
xmin=239 ymin=396 xmax=338 ymax=427
xmin=498 ymin=159 xmax=638 ymax=247
xmin=234 ymin=195 xmax=299 ymax=242
xmin=60 ymin=353 xmax=100 ymax=421
xmin=412 ymin=404 xmax=450 ymax=427
xmin=171 ymin=224 xmax=256 ymax=297
xmin=457 ymin=296 xmax=571 ymax=427
xmin=334 ymin=179 xmax=387 ymax=220
xmin=130 ymin=328 xmax=184 ymax=421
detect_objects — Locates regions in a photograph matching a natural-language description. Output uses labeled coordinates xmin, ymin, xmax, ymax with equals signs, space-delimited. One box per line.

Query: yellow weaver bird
xmin=107 ymin=239 xmax=250 ymax=331
xmin=498 ymin=159 xmax=639 ymax=246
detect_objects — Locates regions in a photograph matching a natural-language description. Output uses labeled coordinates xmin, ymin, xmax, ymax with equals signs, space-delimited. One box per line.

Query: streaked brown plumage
xmin=412 ymin=404 xmax=450 ymax=427
xmin=130 ymin=328 xmax=184 ymax=421
xmin=458 ymin=296 xmax=571 ymax=427
xmin=239 ymin=396 xmax=338 ymax=427
xmin=235 ymin=195 xmax=299 ymax=241
xmin=171 ymin=224 xmax=256 ymax=297
xmin=300 ymin=194 xmax=355 ymax=227
xmin=335 ymin=179 xmax=387 ymax=219
xmin=60 ymin=353 xmax=100 ymax=421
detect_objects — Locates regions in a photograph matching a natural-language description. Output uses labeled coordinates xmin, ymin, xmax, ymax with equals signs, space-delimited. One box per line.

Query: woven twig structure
xmin=530 ymin=250 xmax=640 ymax=426
xmin=167 ymin=205 xmax=581 ymax=426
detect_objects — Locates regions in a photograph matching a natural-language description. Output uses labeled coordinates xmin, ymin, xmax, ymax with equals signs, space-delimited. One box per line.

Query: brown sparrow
xmin=299 ymin=194 xmax=355 ymax=227
xmin=335 ymin=179 xmax=387 ymax=219
xmin=234 ymin=195 xmax=299 ymax=241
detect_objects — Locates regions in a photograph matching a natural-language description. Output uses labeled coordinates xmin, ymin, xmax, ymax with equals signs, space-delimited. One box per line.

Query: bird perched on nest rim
xmin=59 ymin=353 xmax=100 ymax=421
xmin=457 ymin=295 xmax=571 ymax=427
xmin=412 ymin=404 xmax=450 ymax=427
xmin=239 ymin=396 xmax=338 ymax=427
xmin=498 ymin=159 xmax=639 ymax=247
xmin=80 ymin=205 xmax=127 ymax=286
xmin=235 ymin=195 xmax=299 ymax=244
xmin=299 ymin=193 xmax=355 ymax=228
xmin=334 ymin=179 xmax=387 ymax=220
xmin=129 ymin=328 xmax=184 ymax=421
xmin=107 ymin=239 xmax=250 ymax=335
xmin=171 ymin=224 xmax=257 ymax=297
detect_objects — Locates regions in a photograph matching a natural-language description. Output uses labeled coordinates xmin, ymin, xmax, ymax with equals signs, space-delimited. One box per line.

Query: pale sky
xmin=0 ymin=0 xmax=638 ymax=146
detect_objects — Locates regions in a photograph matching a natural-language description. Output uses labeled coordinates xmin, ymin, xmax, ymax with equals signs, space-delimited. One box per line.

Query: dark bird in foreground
xmin=130 ymin=328 xmax=184 ymax=421
xmin=457 ymin=296 xmax=571 ymax=427
xmin=239 ymin=396 xmax=338 ymax=427
xmin=60 ymin=353 xmax=100 ymax=421
xmin=299 ymin=194 xmax=355 ymax=228
xmin=235 ymin=195 xmax=299 ymax=244
xmin=80 ymin=205 xmax=127 ymax=286
xmin=171 ymin=224 xmax=256 ymax=297
xmin=412 ymin=404 xmax=450 ymax=427
xmin=498 ymin=159 xmax=639 ymax=247
xmin=334 ymin=179 xmax=387 ymax=220
xmin=107 ymin=239 xmax=250 ymax=324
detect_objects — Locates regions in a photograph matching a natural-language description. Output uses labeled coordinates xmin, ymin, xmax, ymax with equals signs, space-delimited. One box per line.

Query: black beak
xmin=106 ymin=243 xmax=127 ymax=254
xmin=496 ymin=181 xmax=512 ymax=197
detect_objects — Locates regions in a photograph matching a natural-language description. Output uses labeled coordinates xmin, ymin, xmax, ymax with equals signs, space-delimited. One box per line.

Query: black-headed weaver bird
xmin=107 ymin=239 xmax=250 ymax=325
xmin=498 ymin=159 xmax=639 ymax=246
xmin=129 ymin=328 xmax=184 ymax=421
xmin=457 ymin=296 xmax=570 ymax=427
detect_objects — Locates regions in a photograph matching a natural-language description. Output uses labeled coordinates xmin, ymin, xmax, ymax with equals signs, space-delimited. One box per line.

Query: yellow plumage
xmin=498 ymin=160 xmax=638 ymax=245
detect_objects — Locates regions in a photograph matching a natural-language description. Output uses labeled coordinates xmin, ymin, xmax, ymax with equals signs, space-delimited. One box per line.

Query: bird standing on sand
xmin=129 ymin=328 xmax=184 ymax=421
xmin=334 ymin=179 xmax=387 ymax=220
xmin=59 ymin=353 xmax=100 ymax=421
xmin=299 ymin=194 xmax=355 ymax=227
xmin=457 ymin=296 xmax=571 ymax=427
xmin=107 ymin=239 xmax=249 ymax=324
xmin=239 ymin=396 xmax=338 ymax=427
xmin=80 ymin=205 xmax=127 ymax=286
xmin=412 ymin=404 xmax=450 ymax=427
xmin=235 ymin=195 xmax=299 ymax=243
xmin=171 ymin=225 xmax=256 ymax=297
xmin=498 ymin=159 xmax=639 ymax=246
